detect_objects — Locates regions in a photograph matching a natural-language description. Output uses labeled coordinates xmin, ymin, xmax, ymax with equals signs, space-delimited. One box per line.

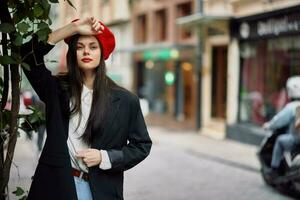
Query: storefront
xmin=227 ymin=5 xmax=300 ymax=145
xmin=133 ymin=46 xmax=197 ymax=127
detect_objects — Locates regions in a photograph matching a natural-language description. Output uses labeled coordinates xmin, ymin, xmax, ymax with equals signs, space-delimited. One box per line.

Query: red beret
xmin=64 ymin=19 xmax=115 ymax=60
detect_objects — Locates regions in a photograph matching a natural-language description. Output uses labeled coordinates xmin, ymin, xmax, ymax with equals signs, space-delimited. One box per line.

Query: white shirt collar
xmin=82 ymin=84 xmax=93 ymax=105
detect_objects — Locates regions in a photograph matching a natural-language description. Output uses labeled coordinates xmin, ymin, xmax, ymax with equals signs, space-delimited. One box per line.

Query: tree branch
xmin=0 ymin=34 xmax=10 ymax=111
xmin=0 ymin=0 xmax=20 ymax=199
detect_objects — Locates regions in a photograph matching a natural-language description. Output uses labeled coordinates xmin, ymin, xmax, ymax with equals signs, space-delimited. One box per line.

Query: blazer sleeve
xmin=21 ymin=35 xmax=55 ymax=103
xmin=106 ymin=96 xmax=152 ymax=172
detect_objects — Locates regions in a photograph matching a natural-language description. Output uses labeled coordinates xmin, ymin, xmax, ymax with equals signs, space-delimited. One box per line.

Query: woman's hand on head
xmin=75 ymin=17 xmax=104 ymax=36
xmin=48 ymin=16 xmax=104 ymax=44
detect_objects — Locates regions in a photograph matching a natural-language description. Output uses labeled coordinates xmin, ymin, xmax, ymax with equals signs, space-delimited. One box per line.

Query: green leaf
xmin=17 ymin=22 xmax=30 ymax=34
xmin=37 ymin=22 xmax=49 ymax=30
xmin=0 ymin=55 xmax=17 ymax=65
xmin=41 ymin=0 xmax=51 ymax=18
xmin=0 ymin=77 xmax=3 ymax=92
xmin=0 ymin=23 xmax=16 ymax=33
xmin=23 ymin=30 xmax=34 ymax=39
xmin=34 ymin=4 xmax=44 ymax=17
xmin=14 ymin=3 xmax=27 ymax=23
xmin=21 ymin=63 xmax=31 ymax=70
xmin=48 ymin=18 xmax=52 ymax=25
xmin=36 ymin=27 xmax=51 ymax=42
xmin=13 ymin=33 xmax=23 ymax=46
xmin=11 ymin=52 xmax=21 ymax=62
xmin=41 ymin=0 xmax=51 ymax=9
xmin=12 ymin=187 xmax=25 ymax=196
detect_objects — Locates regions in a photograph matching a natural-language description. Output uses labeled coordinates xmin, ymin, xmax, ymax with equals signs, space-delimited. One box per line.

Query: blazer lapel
xmin=90 ymin=91 xmax=120 ymax=148
xmin=102 ymin=91 xmax=121 ymax=134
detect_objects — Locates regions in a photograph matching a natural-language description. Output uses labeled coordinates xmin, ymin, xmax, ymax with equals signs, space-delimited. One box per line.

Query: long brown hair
xmin=59 ymin=34 xmax=118 ymax=145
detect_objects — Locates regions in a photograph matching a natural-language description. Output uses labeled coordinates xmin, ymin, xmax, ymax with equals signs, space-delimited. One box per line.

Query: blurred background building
xmin=131 ymin=0 xmax=198 ymax=129
xmin=178 ymin=0 xmax=300 ymax=143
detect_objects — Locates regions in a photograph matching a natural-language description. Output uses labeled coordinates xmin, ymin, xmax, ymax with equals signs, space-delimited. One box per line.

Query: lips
xmin=81 ymin=58 xmax=93 ymax=63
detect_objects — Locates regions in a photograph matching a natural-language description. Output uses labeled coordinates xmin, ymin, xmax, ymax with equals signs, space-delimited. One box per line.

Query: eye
xmin=77 ymin=46 xmax=83 ymax=50
xmin=90 ymin=46 xmax=98 ymax=50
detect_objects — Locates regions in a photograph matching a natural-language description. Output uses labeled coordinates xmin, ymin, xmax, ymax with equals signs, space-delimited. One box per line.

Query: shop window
xmin=177 ymin=2 xmax=192 ymax=39
xmin=239 ymin=36 xmax=300 ymax=126
xmin=136 ymin=14 xmax=147 ymax=43
xmin=155 ymin=9 xmax=167 ymax=42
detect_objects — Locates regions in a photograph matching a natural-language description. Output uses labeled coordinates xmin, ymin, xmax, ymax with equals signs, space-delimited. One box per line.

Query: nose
xmin=83 ymin=47 xmax=90 ymax=55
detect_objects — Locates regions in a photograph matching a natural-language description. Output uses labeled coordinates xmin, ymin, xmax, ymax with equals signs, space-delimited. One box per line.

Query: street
xmin=125 ymin=145 xmax=291 ymax=200
xmin=8 ymin=127 xmax=294 ymax=200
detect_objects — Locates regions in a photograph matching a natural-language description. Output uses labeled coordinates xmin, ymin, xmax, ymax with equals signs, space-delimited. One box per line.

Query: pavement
xmin=6 ymin=125 xmax=261 ymax=199
xmin=149 ymin=126 xmax=260 ymax=172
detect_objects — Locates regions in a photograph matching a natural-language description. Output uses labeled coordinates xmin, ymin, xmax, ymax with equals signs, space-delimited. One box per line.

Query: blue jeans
xmin=271 ymin=133 xmax=295 ymax=168
xmin=74 ymin=177 xmax=93 ymax=200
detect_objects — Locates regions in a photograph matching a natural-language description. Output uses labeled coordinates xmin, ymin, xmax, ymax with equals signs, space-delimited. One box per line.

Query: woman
xmin=21 ymin=17 xmax=152 ymax=200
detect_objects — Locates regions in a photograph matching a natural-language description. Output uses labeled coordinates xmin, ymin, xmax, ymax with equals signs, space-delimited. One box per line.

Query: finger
xmin=86 ymin=161 xmax=97 ymax=167
xmin=86 ymin=162 xmax=93 ymax=167
xmin=83 ymin=157 xmax=91 ymax=163
xmin=93 ymin=22 xmax=101 ymax=32
xmin=75 ymin=152 xmax=85 ymax=158
xmin=76 ymin=150 xmax=88 ymax=158
xmin=90 ymin=16 xmax=95 ymax=24
xmin=85 ymin=153 xmax=97 ymax=160
xmin=92 ymin=24 xmax=99 ymax=31
xmin=91 ymin=16 xmax=96 ymax=23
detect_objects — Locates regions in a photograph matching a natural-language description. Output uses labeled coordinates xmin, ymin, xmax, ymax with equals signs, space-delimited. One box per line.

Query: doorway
xmin=211 ymin=46 xmax=227 ymax=119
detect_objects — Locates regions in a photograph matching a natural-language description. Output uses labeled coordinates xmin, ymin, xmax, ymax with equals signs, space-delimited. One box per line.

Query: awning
xmin=176 ymin=13 xmax=232 ymax=27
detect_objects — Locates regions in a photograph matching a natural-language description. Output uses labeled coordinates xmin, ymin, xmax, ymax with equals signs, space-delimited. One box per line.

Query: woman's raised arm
xmin=47 ymin=17 xmax=103 ymax=44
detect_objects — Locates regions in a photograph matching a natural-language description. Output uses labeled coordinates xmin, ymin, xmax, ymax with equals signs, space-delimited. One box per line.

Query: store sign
xmin=236 ymin=9 xmax=300 ymax=40
xmin=257 ymin=16 xmax=299 ymax=36
xmin=143 ymin=49 xmax=179 ymax=60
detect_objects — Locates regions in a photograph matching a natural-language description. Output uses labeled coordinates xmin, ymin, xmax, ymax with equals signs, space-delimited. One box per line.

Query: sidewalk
xmin=149 ymin=126 xmax=260 ymax=172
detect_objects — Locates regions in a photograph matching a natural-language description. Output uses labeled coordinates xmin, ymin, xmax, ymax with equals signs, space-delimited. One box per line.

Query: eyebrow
xmin=77 ymin=42 xmax=98 ymax=46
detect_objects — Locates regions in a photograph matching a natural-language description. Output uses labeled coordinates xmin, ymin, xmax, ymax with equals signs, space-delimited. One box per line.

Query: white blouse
xmin=67 ymin=84 xmax=111 ymax=172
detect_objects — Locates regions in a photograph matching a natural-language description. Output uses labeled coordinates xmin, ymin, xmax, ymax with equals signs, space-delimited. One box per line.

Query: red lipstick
xmin=81 ymin=58 xmax=93 ymax=63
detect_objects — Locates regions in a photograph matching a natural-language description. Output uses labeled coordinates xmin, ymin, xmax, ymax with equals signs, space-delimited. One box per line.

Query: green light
xmin=143 ymin=51 xmax=153 ymax=60
xmin=157 ymin=49 xmax=170 ymax=60
xmin=143 ymin=49 xmax=179 ymax=60
xmin=164 ymin=71 xmax=175 ymax=85
xmin=170 ymin=49 xmax=179 ymax=58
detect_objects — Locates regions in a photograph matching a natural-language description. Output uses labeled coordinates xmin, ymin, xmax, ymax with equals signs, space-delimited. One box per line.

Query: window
xmin=137 ymin=14 xmax=147 ymax=43
xmin=155 ymin=9 xmax=167 ymax=41
xmin=177 ymin=2 xmax=192 ymax=39
xmin=239 ymin=36 xmax=300 ymax=125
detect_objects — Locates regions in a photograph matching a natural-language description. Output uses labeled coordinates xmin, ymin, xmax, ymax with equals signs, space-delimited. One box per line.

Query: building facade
xmin=131 ymin=0 xmax=199 ymax=128
xmin=178 ymin=0 xmax=300 ymax=141
xmin=228 ymin=1 xmax=300 ymax=145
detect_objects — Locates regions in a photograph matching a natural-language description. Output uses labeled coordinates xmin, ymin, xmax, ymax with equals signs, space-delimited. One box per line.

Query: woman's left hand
xmin=76 ymin=149 xmax=102 ymax=167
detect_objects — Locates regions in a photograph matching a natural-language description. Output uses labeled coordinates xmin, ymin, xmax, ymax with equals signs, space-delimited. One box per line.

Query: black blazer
xmin=21 ymin=36 xmax=152 ymax=200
